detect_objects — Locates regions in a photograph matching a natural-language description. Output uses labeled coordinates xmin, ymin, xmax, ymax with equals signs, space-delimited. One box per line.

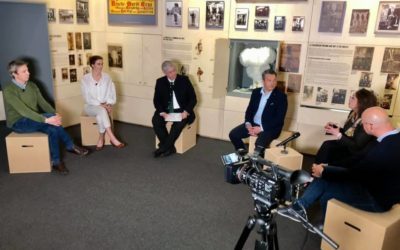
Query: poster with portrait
xmin=349 ymin=9 xmax=369 ymax=34
xmin=67 ymin=32 xmax=74 ymax=51
xmin=188 ymin=7 xmax=200 ymax=29
xmin=235 ymin=8 xmax=249 ymax=30
xmin=83 ymin=32 xmax=91 ymax=50
xmin=165 ymin=0 xmax=182 ymax=27
xmin=108 ymin=45 xmax=123 ymax=68
xmin=381 ymin=47 xmax=400 ymax=73
xmin=375 ymin=2 xmax=400 ymax=33
xmin=318 ymin=1 xmax=346 ymax=33
xmin=75 ymin=32 xmax=82 ymax=50
xmin=302 ymin=85 xmax=314 ymax=103
xmin=61 ymin=68 xmax=69 ymax=80
xmin=287 ymin=74 xmax=302 ymax=93
xmin=69 ymin=54 xmax=75 ymax=66
xmin=274 ymin=16 xmax=286 ymax=31
xmin=206 ymin=1 xmax=224 ymax=29
xmin=352 ymin=46 xmax=374 ymax=71
xmin=69 ymin=68 xmax=77 ymax=82
xmin=48 ymin=8 xmax=56 ymax=23
xmin=279 ymin=44 xmax=301 ymax=73
xmin=292 ymin=16 xmax=305 ymax=31
xmin=331 ymin=88 xmax=347 ymax=105
xmin=76 ymin=0 xmax=89 ymax=24
xmin=385 ymin=73 xmax=399 ymax=90
xmin=316 ymin=86 xmax=329 ymax=103
xmin=359 ymin=72 xmax=373 ymax=88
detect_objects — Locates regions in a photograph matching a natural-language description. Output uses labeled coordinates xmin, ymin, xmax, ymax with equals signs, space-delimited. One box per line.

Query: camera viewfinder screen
xmin=222 ymin=153 xmax=239 ymax=165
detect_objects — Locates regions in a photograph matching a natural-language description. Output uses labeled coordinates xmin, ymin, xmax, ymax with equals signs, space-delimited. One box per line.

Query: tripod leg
xmin=235 ymin=216 xmax=257 ymax=250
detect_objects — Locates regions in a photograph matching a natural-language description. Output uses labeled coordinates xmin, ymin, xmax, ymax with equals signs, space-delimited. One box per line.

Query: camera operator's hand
xmin=311 ymin=163 xmax=324 ymax=178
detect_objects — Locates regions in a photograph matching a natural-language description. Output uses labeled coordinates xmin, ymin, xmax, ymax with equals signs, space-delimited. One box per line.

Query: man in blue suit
xmin=229 ymin=69 xmax=288 ymax=153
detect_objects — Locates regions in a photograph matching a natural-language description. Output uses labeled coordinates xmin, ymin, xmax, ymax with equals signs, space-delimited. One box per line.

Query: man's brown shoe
xmin=68 ymin=145 xmax=90 ymax=156
xmin=53 ymin=162 xmax=69 ymax=175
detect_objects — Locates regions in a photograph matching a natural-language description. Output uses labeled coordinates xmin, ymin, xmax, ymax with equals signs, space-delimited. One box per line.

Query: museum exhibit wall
xmin=0 ymin=0 xmax=399 ymax=154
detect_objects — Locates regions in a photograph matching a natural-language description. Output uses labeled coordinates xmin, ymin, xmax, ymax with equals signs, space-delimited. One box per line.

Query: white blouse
xmin=81 ymin=72 xmax=116 ymax=106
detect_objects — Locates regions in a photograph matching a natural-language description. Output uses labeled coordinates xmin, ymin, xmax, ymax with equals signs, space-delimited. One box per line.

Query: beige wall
xmin=1 ymin=0 xmax=399 ymax=154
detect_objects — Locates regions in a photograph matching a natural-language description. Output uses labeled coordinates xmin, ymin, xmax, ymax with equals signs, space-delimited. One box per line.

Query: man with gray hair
xmin=152 ymin=61 xmax=197 ymax=157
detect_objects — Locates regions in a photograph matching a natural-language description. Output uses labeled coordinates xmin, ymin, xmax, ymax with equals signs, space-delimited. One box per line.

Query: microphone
xmin=276 ymin=132 xmax=301 ymax=147
xmin=95 ymin=82 xmax=98 ymax=86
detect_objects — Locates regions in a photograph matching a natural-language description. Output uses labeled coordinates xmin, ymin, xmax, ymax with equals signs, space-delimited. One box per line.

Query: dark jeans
xmin=11 ymin=113 xmax=74 ymax=166
xmin=315 ymin=140 xmax=351 ymax=164
xmin=229 ymin=123 xmax=278 ymax=151
xmin=297 ymin=178 xmax=385 ymax=221
xmin=152 ymin=112 xmax=188 ymax=152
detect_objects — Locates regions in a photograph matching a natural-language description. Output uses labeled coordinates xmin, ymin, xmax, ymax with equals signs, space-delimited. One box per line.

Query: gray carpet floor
xmin=0 ymin=122 xmax=322 ymax=250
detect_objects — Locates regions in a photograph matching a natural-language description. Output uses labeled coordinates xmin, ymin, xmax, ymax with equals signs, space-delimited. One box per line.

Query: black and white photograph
xmin=78 ymin=54 xmax=83 ymax=66
xmin=76 ymin=0 xmax=89 ymax=24
xmin=188 ymin=7 xmax=200 ymax=29
xmin=316 ymin=86 xmax=328 ymax=103
xmin=255 ymin=6 xmax=269 ymax=18
xmin=381 ymin=47 xmax=400 ymax=73
xmin=235 ymin=8 xmax=249 ymax=30
xmin=108 ymin=45 xmax=123 ymax=68
xmin=206 ymin=1 xmax=224 ymax=29
xmin=375 ymin=2 xmax=400 ymax=33
xmin=48 ymin=8 xmax=56 ymax=23
xmin=359 ymin=72 xmax=373 ymax=88
xmin=331 ymin=88 xmax=347 ymax=105
xmin=69 ymin=54 xmax=75 ymax=66
xmin=59 ymin=9 xmax=74 ymax=24
xmin=52 ymin=68 xmax=56 ymax=80
xmin=166 ymin=1 xmax=182 ymax=27
xmin=292 ymin=16 xmax=305 ymax=31
xmin=302 ymin=85 xmax=314 ymax=102
xmin=279 ymin=44 xmax=301 ymax=73
xmin=287 ymin=74 xmax=302 ymax=93
xmin=254 ymin=19 xmax=268 ymax=31
xmin=83 ymin=32 xmax=91 ymax=50
xmin=385 ymin=73 xmax=399 ymax=90
xmin=75 ymin=32 xmax=82 ymax=50
xmin=318 ymin=1 xmax=346 ymax=33
xmin=380 ymin=93 xmax=393 ymax=109
xmin=352 ymin=46 xmax=374 ymax=71
xmin=274 ymin=16 xmax=286 ymax=31
xmin=61 ymin=67 xmax=69 ymax=80
xmin=67 ymin=32 xmax=74 ymax=51
xmin=69 ymin=68 xmax=77 ymax=83
xmin=349 ymin=9 xmax=369 ymax=34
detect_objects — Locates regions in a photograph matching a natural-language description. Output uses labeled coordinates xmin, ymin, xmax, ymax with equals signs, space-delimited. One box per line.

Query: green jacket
xmin=3 ymin=81 xmax=55 ymax=128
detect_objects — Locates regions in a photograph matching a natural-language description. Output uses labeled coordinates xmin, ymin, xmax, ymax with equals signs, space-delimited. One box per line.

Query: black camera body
xmin=222 ymin=152 xmax=294 ymax=208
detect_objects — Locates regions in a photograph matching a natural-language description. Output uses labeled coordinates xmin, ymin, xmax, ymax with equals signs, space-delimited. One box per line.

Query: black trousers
xmin=314 ymin=140 xmax=351 ymax=164
xmin=229 ymin=123 xmax=279 ymax=152
xmin=152 ymin=112 xmax=188 ymax=152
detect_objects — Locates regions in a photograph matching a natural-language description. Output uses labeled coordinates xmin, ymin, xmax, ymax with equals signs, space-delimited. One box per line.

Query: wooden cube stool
xmin=6 ymin=132 xmax=51 ymax=174
xmin=248 ymin=130 xmax=294 ymax=154
xmin=264 ymin=147 xmax=303 ymax=171
xmin=155 ymin=121 xmax=197 ymax=154
xmin=321 ymin=199 xmax=400 ymax=250
xmin=80 ymin=115 xmax=111 ymax=146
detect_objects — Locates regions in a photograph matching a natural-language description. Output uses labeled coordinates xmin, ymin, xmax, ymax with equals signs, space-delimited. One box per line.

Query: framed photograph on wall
xmin=349 ymin=9 xmax=369 ymax=33
xmin=235 ymin=8 xmax=249 ymax=30
xmin=292 ymin=16 xmax=305 ymax=31
xmin=76 ymin=0 xmax=89 ymax=24
xmin=166 ymin=0 xmax=182 ymax=27
xmin=254 ymin=19 xmax=268 ymax=31
xmin=48 ymin=8 xmax=56 ymax=23
xmin=318 ymin=1 xmax=346 ymax=33
xmin=108 ymin=45 xmax=123 ymax=69
xmin=188 ymin=7 xmax=200 ymax=29
xmin=206 ymin=1 xmax=224 ymax=29
xmin=59 ymin=9 xmax=74 ymax=24
xmin=381 ymin=47 xmax=400 ymax=73
xmin=255 ymin=6 xmax=269 ymax=18
xmin=274 ymin=16 xmax=286 ymax=31
xmin=375 ymin=2 xmax=400 ymax=33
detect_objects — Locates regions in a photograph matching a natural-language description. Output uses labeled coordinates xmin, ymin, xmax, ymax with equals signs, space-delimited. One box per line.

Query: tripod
xmin=235 ymin=200 xmax=279 ymax=250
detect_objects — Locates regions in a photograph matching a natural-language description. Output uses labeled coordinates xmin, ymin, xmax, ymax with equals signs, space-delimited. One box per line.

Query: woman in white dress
xmin=81 ymin=55 xmax=125 ymax=150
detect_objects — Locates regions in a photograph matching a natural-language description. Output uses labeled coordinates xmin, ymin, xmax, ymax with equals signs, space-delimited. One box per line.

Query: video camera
xmin=221 ymin=148 xmax=311 ymax=209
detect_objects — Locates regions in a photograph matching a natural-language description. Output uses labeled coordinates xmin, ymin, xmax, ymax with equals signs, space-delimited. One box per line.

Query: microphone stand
xmin=280 ymin=143 xmax=289 ymax=154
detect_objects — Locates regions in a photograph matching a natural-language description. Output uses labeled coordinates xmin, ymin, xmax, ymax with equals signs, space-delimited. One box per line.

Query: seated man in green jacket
xmin=3 ymin=59 xmax=89 ymax=175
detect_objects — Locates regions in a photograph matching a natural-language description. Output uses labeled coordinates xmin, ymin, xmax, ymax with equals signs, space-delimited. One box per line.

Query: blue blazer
xmin=245 ymin=88 xmax=288 ymax=136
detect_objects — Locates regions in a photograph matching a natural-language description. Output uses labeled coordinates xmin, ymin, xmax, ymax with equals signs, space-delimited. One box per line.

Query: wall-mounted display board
xmin=108 ymin=0 xmax=157 ymax=25
xmin=302 ymin=43 xmax=400 ymax=115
